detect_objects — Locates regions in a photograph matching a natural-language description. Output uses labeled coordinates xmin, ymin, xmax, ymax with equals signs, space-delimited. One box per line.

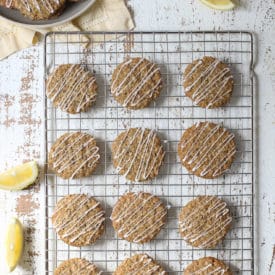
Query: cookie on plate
xmin=111 ymin=192 xmax=167 ymax=243
xmin=183 ymin=56 xmax=234 ymax=108
xmin=183 ymin=257 xmax=232 ymax=275
xmin=179 ymin=196 xmax=232 ymax=249
xmin=46 ymin=64 xmax=97 ymax=114
xmin=48 ymin=132 xmax=100 ymax=179
xmin=54 ymin=258 xmax=101 ymax=275
xmin=16 ymin=0 xmax=67 ymax=20
xmin=52 ymin=194 xmax=105 ymax=247
xmin=177 ymin=122 xmax=236 ymax=179
xmin=112 ymin=128 xmax=165 ymax=182
xmin=111 ymin=57 xmax=162 ymax=109
xmin=114 ymin=254 xmax=167 ymax=275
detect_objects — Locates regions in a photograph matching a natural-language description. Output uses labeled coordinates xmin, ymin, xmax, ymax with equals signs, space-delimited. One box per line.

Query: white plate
xmin=0 ymin=0 xmax=96 ymax=28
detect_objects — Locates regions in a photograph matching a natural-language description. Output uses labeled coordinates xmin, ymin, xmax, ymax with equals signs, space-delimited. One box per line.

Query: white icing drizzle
xmin=180 ymin=122 xmax=236 ymax=177
xmin=127 ymin=254 xmax=166 ymax=275
xmin=50 ymin=132 xmax=100 ymax=179
xmin=59 ymin=260 xmax=102 ymax=275
xmin=47 ymin=65 xmax=96 ymax=113
xmin=190 ymin=263 xmax=227 ymax=274
xmin=184 ymin=58 xmax=233 ymax=108
xmin=111 ymin=193 xmax=166 ymax=243
xmin=111 ymin=58 xmax=161 ymax=108
xmin=17 ymin=0 xmax=61 ymax=14
xmin=113 ymin=128 xmax=164 ymax=181
xmin=179 ymin=196 xmax=232 ymax=248
xmin=5 ymin=0 xmax=13 ymax=8
xmin=53 ymin=195 xmax=105 ymax=245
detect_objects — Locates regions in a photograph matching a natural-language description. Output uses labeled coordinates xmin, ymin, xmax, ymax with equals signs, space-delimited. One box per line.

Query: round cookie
xmin=111 ymin=57 xmax=162 ymax=109
xmin=48 ymin=132 xmax=100 ymax=179
xmin=183 ymin=56 xmax=234 ymax=108
xmin=46 ymin=64 xmax=97 ymax=114
xmin=112 ymin=128 xmax=165 ymax=182
xmin=54 ymin=258 xmax=101 ymax=275
xmin=52 ymin=194 xmax=105 ymax=247
xmin=15 ymin=0 xmax=67 ymax=20
xmin=183 ymin=257 xmax=232 ymax=275
xmin=177 ymin=122 xmax=236 ymax=179
xmin=114 ymin=254 xmax=167 ymax=275
xmin=179 ymin=196 xmax=232 ymax=249
xmin=111 ymin=192 xmax=167 ymax=243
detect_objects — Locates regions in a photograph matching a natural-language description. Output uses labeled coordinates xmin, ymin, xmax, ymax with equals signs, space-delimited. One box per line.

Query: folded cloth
xmin=0 ymin=0 xmax=134 ymax=60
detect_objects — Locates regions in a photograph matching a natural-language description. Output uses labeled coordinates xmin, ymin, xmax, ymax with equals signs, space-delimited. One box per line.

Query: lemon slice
xmin=0 ymin=161 xmax=39 ymax=190
xmin=199 ymin=0 xmax=235 ymax=10
xmin=5 ymin=218 xmax=24 ymax=272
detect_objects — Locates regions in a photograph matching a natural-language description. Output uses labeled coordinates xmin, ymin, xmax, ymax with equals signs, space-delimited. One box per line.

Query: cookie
xmin=48 ymin=132 xmax=100 ymax=179
xmin=12 ymin=0 xmax=66 ymax=20
xmin=183 ymin=56 xmax=234 ymax=108
xmin=177 ymin=122 xmax=236 ymax=179
xmin=52 ymin=194 xmax=105 ymax=247
xmin=54 ymin=258 xmax=101 ymax=275
xmin=114 ymin=254 xmax=167 ymax=275
xmin=111 ymin=57 xmax=162 ymax=109
xmin=183 ymin=257 xmax=232 ymax=275
xmin=179 ymin=196 xmax=232 ymax=248
xmin=111 ymin=192 xmax=167 ymax=243
xmin=112 ymin=128 xmax=165 ymax=182
xmin=46 ymin=64 xmax=97 ymax=114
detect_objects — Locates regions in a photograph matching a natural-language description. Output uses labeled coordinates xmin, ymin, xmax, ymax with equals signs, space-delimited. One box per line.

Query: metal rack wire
xmin=44 ymin=31 xmax=255 ymax=274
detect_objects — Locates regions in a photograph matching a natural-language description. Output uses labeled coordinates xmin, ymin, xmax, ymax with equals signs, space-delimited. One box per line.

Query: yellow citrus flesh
xmin=199 ymin=0 xmax=235 ymax=10
xmin=5 ymin=218 xmax=24 ymax=272
xmin=0 ymin=161 xmax=39 ymax=190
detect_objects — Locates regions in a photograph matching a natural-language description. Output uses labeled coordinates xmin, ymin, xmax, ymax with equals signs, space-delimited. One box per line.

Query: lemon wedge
xmin=0 ymin=161 xmax=39 ymax=190
xmin=199 ymin=0 xmax=235 ymax=10
xmin=5 ymin=218 xmax=24 ymax=272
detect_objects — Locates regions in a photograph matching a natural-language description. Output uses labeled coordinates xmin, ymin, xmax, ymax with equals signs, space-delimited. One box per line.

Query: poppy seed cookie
xmin=8 ymin=0 xmax=67 ymax=20
xmin=114 ymin=254 xmax=167 ymax=275
xmin=179 ymin=196 xmax=232 ymax=249
xmin=54 ymin=258 xmax=102 ymax=275
xmin=112 ymin=128 xmax=165 ymax=182
xmin=46 ymin=64 xmax=97 ymax=114
xmin=111 ymin=58 xmax=162 ymax=109
xmin=183 ymin=56 xmax=234 ymax=108
xmin=52 ymin=194 xmax=105 ymax=247
xmin=178 ymin=122 xmax=236 ymax=179
xmin=111 ymin=192 xmax=167 ymax=244
xmin=48 ymin=132 xmax=100 ymax=179
xmin=183 ymin=257 xmax=232 ymax=275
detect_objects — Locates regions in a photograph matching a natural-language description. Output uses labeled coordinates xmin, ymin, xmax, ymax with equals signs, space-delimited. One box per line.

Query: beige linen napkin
xmin=0 ymin=0 xmax=134 ymax=60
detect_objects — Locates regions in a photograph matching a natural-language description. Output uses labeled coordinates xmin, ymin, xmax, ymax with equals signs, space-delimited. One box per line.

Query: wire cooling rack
xmin=44 ymin=31 xmax=255 ymax=274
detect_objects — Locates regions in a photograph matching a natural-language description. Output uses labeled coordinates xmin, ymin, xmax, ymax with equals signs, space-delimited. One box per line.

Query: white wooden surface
xmin=0 ymin=0 xmax=274 ymax=274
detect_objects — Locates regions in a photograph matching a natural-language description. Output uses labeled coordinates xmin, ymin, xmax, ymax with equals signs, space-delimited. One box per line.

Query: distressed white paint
xmin=0 ymin=0 xmax=274 ymax=274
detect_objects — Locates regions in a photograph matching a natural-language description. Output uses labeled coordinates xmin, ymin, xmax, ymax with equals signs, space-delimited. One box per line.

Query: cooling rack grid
xmin=44 ymin=31 xmax=255 ymax=274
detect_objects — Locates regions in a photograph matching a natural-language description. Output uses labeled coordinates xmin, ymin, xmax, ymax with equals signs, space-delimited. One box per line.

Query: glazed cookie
xmin=179 ymin=196 xmax=232 ymax=248
xmin=111 ymin=192 xmax=167 ymax=243
xmin=112 ymin=128 xmax=165 ymax=182
xmin=114 ymin=254 xmax=167 ymax=275
xmin=183 ymin=56 xmax=234 ymax=108
xmin=183 ymin=257 xmax=232 ymax=275
xmin=52 ymin=194 xmax=105 ymax=247
xmin=54 ymin=258 xmax=101 ymax=275
xmin=46 ymin=64 xmax=97 ymax=114
xmin=111 ymin=57 xmax=162 ymax=109
xmin=12 ymin=0 xmax=66 ymax=20
xmin=48 ymin=132 xmax=100 ymax=179
xmin=178 ymin=122 xmax=236 ymax=179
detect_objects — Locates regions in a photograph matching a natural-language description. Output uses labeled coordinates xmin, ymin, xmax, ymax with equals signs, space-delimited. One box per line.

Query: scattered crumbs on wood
xmin=15 ymin=194 xmax=39 ymax=217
